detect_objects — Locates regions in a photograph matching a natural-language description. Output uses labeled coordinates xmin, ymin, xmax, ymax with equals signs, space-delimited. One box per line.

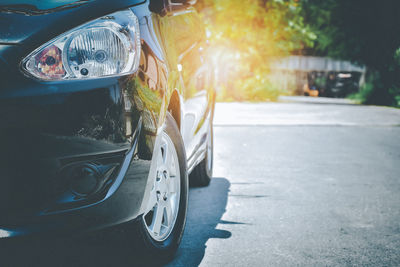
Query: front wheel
xmin=133 ymin=113 xmax=188 ymax=261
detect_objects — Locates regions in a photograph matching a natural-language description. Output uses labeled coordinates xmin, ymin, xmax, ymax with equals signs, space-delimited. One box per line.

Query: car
xmin=0 ymin=0 xmax=215 ymax=261
xmin=326 ymin=72 xmax=360 ymax=98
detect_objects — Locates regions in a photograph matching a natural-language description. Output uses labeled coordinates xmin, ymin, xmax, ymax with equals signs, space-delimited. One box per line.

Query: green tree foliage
xmin=302 ymin=0 xmax=400 ymax=106
xmin=196 ymin=0 xmax=315 ymax=101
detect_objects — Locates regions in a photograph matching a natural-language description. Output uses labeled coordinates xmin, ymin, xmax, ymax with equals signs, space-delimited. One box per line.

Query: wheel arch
xmin=167 ymin=89 xmax=182 ymax=131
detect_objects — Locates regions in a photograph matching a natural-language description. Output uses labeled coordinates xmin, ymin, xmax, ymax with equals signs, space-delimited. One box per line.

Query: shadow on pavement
xmin=0 ymin=177 xmax=231 ymax=267
xmin=165 ymin=177 xmax=232 ymax=267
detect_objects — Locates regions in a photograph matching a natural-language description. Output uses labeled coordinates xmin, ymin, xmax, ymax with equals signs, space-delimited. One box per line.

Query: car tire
xmin=132 ymin=113 xmax=188 ymax=262
xmin=189 ymin=117 xmax=213 ymax=187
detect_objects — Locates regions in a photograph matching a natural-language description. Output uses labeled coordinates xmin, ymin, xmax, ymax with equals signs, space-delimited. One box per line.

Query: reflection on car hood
xmin=0 ymin=0 xmax=144 ymax=44
xmin=0 ymin=0 xmax=89 ymax=15
xmin=0 ymin=0 xmax=86 ymax=10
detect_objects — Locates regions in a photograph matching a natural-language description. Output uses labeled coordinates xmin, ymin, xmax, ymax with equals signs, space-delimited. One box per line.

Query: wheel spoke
xmin=146 ymin=187 xmax=157 ymax=213
xmin=164 ymin=200 xmax=173 ymax=226
xmin=157 ymin=148 xmax=164 ymax=167
xmin=168 ymin=177 xmax=176 ymax=193
xmin=151 ymin=204 xmax=164 ymax=236
xmin=164 ymin=143 xmax=171 ymax=168
xmin=169 ymin=158 xmax=176 ymax=177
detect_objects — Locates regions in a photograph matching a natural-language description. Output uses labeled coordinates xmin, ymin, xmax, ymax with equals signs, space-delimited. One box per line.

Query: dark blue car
xmin=0 ymin=0 xmax=215 ymax=260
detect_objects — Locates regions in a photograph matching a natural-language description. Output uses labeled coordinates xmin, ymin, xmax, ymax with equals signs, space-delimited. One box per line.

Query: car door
xmin=154 ymin=8 xmax=214 ymax=169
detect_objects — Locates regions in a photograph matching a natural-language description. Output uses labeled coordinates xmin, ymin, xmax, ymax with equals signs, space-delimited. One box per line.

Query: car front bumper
xmin=0 ymin=74 xmax=157 ymax=238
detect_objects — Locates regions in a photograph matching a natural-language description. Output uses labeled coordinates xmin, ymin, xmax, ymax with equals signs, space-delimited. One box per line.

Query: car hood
xmin=0 ymin=0 xmax=145 ymax=44
xmin=0 ymin=0 xmax=89 ymax=14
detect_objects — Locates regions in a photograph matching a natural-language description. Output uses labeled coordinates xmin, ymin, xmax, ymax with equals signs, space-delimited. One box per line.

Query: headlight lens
xmin=22 ymin=9 xmax=140 ymax=81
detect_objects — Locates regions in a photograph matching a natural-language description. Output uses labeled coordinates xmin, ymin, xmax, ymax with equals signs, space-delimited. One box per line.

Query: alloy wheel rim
xmin=143 ymin=131 xmax=181 ymax=242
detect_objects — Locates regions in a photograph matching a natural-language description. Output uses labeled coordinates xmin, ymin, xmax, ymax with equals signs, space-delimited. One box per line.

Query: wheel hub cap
xmin=143 ymin=131 xmax=180 ymax=241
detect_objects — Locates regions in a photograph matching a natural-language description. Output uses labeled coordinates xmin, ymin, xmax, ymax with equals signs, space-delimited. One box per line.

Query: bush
xmin=348 ymin=70 xmax=400 ymax=108
xmin=348 ymin=82 xmax=374 ymax=104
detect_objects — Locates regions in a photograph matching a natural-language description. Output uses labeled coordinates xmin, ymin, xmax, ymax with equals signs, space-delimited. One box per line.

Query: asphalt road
xmin=1 ymin=97 xmax=400 ymax=266
xmin=167 ymin=97 xmax=400 ymax=266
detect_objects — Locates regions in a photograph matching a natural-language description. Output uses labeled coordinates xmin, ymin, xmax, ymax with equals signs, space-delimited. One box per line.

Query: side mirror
xmin=149 ymin=0 xmax=197 ymax=16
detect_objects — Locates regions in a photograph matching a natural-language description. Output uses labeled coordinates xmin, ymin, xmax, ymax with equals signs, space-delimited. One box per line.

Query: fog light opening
xmin=69 ymin=163 xmax=101 ymax=197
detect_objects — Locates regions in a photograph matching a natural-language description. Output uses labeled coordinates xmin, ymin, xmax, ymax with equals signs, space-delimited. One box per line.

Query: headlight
xmin=22 ymin=9 xmax=140 ymax=81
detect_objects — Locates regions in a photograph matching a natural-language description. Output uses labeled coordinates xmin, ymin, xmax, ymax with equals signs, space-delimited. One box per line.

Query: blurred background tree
xmin=195 ymin=0 xmax=315 ymax=101
xmin=301 ymin=0 xmax=400 ymax=107
xmin=196 ymin=0 xmax=400 ymax=107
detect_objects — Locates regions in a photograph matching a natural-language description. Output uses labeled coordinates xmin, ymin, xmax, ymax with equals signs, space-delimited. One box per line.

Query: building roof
xmin=272 ymin=56 xmax=365 ymax=72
